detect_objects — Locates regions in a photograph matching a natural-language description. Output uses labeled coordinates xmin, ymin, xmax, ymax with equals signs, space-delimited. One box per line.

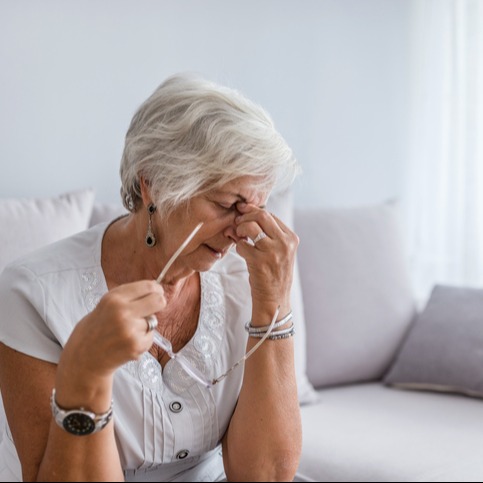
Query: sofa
xmin=1 ymin=188 xmax=483 ymax=482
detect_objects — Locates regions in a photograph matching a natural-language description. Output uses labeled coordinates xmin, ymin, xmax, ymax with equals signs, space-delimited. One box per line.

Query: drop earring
xmin=145 ymin=204 xmax=157 ymax=247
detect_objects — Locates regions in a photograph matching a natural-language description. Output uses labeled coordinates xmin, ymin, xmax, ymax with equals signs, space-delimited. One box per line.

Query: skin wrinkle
xmin=148 ymin=274 xmax=201 ymax=367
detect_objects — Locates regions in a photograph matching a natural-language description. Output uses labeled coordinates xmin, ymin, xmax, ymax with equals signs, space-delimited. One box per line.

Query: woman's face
xmin=158 ymin=176 xmax=269 ymax=274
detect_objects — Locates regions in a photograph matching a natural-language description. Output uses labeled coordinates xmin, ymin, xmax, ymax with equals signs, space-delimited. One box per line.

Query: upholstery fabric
xmin=0 ymin=189 xmax=95 ymax=275
xmin=89 ymin=201 xmax=127 ymax=227
xmin=297 ymin=384 xmax=483 ymax=482
xmin=385 ymin=285 xmax=483 ymax=398
xmin=295 ymin=203 xmax=415 ymax=388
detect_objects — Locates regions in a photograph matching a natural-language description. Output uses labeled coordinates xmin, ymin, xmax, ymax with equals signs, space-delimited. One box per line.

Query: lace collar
xmin=126 ymin=271 xmax=225 ymax=394
xmin=79 ymin=222 xmax=226 ymax=395
xmin=81 ymin=266 xmax=226 ymax=395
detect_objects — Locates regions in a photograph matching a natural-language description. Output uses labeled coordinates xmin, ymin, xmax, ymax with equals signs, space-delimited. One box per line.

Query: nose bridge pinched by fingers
xmin=223 ymin=210 xmax=244 ymax=243
xmin=224 ymin=223 xmax=244 ymax=244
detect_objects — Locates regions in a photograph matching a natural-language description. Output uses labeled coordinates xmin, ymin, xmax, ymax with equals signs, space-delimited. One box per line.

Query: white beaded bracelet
xmin=249 ymin=322 xmax=296 ymax=339
xmin=267 ymin=327 xmax=296 ymax=340
xmin=245 ymin=310 xmax=293 ymax=334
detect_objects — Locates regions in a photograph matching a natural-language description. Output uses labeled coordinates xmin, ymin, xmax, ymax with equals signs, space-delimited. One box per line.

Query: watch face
xmin=63 ymin=413 xmax=96 ymax=436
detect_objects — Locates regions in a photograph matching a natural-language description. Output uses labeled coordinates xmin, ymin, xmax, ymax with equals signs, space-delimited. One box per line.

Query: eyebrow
xmin=218 ymin=191 xmax=267 ymax=210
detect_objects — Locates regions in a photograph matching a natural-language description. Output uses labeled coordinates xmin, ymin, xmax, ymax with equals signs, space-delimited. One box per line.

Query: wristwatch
xmin=50 ymin=389 xmax=113 ymax=436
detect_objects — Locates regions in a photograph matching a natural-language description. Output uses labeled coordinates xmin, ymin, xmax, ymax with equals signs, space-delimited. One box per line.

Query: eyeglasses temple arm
xmin=156 ymin=222 xmax=204 ymax=283
xmin=212 ymin=305 xmax=281 ymax=385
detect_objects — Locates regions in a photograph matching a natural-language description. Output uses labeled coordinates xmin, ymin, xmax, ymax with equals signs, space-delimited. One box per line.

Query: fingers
xmin=98 ymin=280 xmax=166 ymax=334
xmin=234 ymin=201 xmax=299 ymax=295
xmin=110 ymin=280 xmax=165 ymax=302
xmin=235 ymin=202 xmax=286 ymax=239
xmin=129 ymin=290 xmax=167 ymax=319
xmin=235 ymin=237 xmax=259 ymax=258
xmin=235 ymin=220 xmax=271 ymax=244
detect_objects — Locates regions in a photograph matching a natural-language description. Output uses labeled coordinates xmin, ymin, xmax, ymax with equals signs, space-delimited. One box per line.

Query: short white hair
xmin=120 ymin=73 xmax=300 ymax=216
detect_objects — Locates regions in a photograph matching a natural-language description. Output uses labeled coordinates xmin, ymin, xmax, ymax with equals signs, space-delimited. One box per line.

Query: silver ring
xmin=253 ymin=231 xmax=267 ymax=245
xmin=146 ymin=315 xmax=158 ymax=333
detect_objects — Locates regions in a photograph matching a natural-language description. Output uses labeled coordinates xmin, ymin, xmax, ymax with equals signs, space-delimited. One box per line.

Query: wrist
xmin=51 ymin=388 xmax=114 ymax=436
xmin=251 ymin=301 xmax=292 ymax=328
xmin=55 ymin=363 xmax=114 ymax=414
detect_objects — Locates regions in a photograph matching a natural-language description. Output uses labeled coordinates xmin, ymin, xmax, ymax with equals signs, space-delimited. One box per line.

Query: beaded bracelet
xmin=249 ymin=322 xmax=296 ymax=339
xmin=267 ymin=328 xmax=296 ymax=340
xmin=245 ymin=310 xmax=293 ymax=334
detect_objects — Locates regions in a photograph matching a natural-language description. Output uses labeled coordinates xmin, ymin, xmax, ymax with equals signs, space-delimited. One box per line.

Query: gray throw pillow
xmin=385 ymin=285 xmax=483 ymax=398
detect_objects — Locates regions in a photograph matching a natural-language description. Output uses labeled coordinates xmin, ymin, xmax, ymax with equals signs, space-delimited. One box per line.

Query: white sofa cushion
xmin=295 ymin=203 xmax=415 ymax=388
xmin=0 ymin=189 xmax=95 ymax=275
xmin=298 ymin=384 xmax=483 ymax=482
xmin=89 ymin=201 xmax=128 ymax=227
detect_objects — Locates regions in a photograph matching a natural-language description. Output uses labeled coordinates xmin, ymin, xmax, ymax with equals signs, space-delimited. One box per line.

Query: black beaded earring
xmin=145 ymin=204 xmax=157 ymax=247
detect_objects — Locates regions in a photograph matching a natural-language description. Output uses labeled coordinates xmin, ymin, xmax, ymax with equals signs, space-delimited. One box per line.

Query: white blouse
xmin=0 ymin=222 xmax=252 ymax=482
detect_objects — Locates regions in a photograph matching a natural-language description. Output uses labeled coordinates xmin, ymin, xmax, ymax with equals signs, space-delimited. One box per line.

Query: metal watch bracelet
xmin=51 ymin=388 xmax=114 ymax=436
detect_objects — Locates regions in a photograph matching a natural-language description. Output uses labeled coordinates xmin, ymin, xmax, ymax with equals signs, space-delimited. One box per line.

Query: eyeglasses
xmin=153 ymin=306 xmax=280 ymax=389
xmin=150 ymin=222 xmax=280 ymax=389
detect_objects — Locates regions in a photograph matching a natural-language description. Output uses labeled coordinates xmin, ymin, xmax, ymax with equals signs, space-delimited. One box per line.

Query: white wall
xmin=0 ymin=0 xmax=412 ymax=208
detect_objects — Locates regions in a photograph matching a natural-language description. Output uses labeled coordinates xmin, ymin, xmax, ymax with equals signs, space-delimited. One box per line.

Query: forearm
xmin=37 ymin=366 xmax=123 ymax=481
xmin=223 ymin=310 xmax=302 ymax=482
xmin=229 ymin=202 xmax=303 ymax=480
xmin=38 ymin=422 xmax=123 ymax=482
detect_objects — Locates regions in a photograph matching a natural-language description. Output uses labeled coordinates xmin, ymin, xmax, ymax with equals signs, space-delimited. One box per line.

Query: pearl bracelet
xmin=245 ymin=310 xmax=293 ymax=334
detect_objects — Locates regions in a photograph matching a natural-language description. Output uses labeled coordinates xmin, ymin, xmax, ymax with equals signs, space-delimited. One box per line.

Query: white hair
xmin=120 ymin=73 xmax=300 ymax=216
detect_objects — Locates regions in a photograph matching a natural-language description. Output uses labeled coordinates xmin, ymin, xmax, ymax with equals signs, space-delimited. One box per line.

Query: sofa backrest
xmin=0 ymin=190 xmax=95 ymax=276
xmin=295 ymin=203 xmax=416 ymax=389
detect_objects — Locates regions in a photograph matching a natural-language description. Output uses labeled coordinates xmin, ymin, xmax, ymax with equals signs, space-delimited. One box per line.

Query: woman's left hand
xmin=234 ymin=202 xmax=299 ymax=322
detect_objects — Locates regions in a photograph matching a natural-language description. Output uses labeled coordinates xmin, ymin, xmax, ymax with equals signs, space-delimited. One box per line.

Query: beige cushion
xmin=89 ymin=201 xmax=127 ymax=227
xmin=295 ymin=203 xmax=415 ymax=388
xmin=298 ymin=384 xmax=483 ymax=481
xmin=0 ymin=190 xmax=95 ymax=275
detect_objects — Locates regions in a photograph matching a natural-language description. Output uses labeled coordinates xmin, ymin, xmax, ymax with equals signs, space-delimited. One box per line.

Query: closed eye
xmin=218 ymin=202 xmax=237 ymax=211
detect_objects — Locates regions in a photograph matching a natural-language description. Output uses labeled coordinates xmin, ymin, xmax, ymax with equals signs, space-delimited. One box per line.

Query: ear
xmin=139 ymin=177 xmax=153 ymax=208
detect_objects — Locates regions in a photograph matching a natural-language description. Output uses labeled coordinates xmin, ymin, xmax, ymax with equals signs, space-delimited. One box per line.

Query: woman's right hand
xmin=59 ymin=280 xmax=166 ymax=383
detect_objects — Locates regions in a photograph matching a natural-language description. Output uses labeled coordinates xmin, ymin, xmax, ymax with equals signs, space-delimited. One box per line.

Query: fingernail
xmin=235 ymin=216 xmax=242 ymax=224
xmin=238 ymin=202 xmax=247 ymax=209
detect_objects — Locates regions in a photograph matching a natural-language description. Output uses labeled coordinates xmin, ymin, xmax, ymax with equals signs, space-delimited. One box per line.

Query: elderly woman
xmin=0 ymin=74 xmax=302 ymax=482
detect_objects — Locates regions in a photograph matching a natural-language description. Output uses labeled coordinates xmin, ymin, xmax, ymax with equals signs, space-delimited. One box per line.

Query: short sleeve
xmin=0 ymin=263 xmax=62 ymax=364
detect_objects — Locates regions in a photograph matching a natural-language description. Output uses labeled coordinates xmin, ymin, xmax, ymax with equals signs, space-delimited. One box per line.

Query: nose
xmin=223 ymin=211 xmax=244 ymax=244
xmin=224 ymin=225 xmax=244 ymax=244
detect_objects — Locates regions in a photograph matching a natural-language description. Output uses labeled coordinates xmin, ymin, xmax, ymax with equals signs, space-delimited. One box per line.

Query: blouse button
xmin=169 ymin=401 xmax=183 ymax=413
xmin=176 ymin=450 xmax=190 ymax=460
